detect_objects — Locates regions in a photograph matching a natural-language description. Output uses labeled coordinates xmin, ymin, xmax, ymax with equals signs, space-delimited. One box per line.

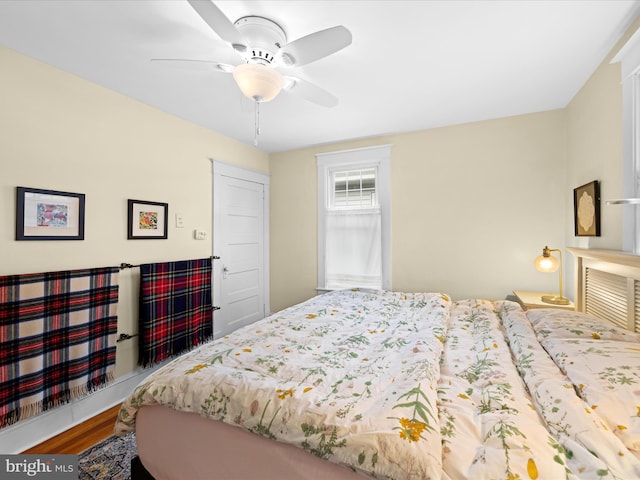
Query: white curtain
xmin=325 ymin=209 xmax=382 ymax=289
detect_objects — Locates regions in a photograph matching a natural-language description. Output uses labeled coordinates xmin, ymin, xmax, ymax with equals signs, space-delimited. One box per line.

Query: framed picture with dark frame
xmin=128 ymin=199 xmax=168 ymax=240
xmin=573 ymin=180 xmax=601 ymax=237
xmin=16 ymin=186 xmax=85 ymax=240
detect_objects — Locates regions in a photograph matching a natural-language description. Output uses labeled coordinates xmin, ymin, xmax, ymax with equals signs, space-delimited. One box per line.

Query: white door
xmin=212 ymin=161 xmax=269 ymax=338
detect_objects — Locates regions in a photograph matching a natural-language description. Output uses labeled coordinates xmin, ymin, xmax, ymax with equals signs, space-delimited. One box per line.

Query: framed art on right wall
xmin=573 ymin=180 xmax=600 ymax=237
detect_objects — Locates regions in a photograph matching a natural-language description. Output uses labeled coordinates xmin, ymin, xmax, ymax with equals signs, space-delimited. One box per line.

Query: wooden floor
xmin=21 ymin=404 xmax=121 ymax=454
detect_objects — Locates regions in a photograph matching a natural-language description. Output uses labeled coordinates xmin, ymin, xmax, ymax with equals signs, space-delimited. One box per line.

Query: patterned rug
xmin=78 ymin=432 xmax=136 ymax=480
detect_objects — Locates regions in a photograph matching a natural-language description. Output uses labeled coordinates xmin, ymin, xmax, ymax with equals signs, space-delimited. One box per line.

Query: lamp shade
xmin=534 ymin=252 xmax=559 ymax=272
xmin=232 ymin=63 xmax=283 ymax=102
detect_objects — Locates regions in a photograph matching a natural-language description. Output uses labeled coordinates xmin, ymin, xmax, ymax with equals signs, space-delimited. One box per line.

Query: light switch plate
xmin=175 ymin=213 xmax=184 ymax=228
xmin=194 ymin=229 xmax=207 ymax=240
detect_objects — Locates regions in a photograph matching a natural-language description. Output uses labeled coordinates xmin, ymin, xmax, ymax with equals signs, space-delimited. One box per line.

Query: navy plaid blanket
xmin=0 ymin=267 xmax=119 ymax=427
xmin=138 ymin=258 xmax=212 ymax=366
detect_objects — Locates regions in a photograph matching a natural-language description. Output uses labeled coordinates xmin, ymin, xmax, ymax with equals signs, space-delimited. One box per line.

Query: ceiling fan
xmin=169 ymin=0 xmax=353 ymax=108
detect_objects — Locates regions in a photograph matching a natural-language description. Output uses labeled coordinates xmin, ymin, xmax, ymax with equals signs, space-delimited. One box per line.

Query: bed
xmin=115 ymin=248 xmax=640 ymax=479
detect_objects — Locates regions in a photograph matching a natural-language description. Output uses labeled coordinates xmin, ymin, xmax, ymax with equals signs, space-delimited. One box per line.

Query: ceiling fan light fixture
xmin=233 ymin=63 xmax=283 ymax=102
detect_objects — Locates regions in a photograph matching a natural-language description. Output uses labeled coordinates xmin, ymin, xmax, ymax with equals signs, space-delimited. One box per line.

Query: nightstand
xmin=512 ymin=290 xmax=575 ymax=311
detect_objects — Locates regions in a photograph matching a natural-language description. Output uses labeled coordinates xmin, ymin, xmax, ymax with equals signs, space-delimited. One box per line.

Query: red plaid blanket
xmin=139 ymin=258 xmax=212 ymax=366
xmin=0 ymin=267 xmax=119 ymax=427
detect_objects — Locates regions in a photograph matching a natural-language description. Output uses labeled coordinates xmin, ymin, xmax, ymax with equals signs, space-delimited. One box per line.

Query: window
xmin=332 ymin=168 xmax=377 ymax=209
xmin=612 ymin=29 xmax=640 ymax=252
xmin=317 ymin=145 xmax=391 ymax=291
xmin=632 ymin=72 xmax=640 ymax=253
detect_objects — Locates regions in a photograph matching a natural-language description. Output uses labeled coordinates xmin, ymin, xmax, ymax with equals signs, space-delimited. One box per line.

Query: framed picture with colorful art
xmin=16 ymin=186 xmax=85 ymax=240
xmin=127 ymin=199 xmax=168 ymax=240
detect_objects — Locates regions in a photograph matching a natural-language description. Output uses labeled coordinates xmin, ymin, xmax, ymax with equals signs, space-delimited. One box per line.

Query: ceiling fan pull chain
xmin=254 ymin=100 xmax=260 ymax=147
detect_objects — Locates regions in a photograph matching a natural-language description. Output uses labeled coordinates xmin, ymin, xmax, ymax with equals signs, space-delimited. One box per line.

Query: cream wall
xmin=0 ymin=45 xmax=268 ymax=378
xmin=270 ymin=110 xmax=568 ymax=312
xmin=564 ymin=17 xmax=640 ymax=297
xmin=271 ymin=16 xmax=640 ymax=314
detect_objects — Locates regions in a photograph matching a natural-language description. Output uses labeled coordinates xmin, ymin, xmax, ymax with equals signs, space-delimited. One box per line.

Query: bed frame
xmin=568 ymin=247 xmax=640 ymax=333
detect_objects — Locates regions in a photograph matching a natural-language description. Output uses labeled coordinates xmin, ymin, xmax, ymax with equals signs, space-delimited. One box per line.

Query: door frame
xmin=211 ymin=159 xmax=271 ymax=320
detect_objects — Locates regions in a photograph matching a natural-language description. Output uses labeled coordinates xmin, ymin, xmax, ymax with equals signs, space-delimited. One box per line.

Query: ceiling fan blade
xmin=279 ymin=26 xmax=352 ymax=67
xmin=283 ymin=76 xmax=338 ymax=108
xmin=187 ymin=0 xmax=245 ymax=48
xmin=150 ymin=59 xmax=235 ymax=73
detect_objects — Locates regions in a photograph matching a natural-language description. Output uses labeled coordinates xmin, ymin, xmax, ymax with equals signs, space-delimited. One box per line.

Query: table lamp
xmin=533 ymin=246 xmax=570 ymax=305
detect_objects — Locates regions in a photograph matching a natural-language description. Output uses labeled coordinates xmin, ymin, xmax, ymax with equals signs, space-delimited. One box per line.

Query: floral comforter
xmin=116 ymin=290 xmax=451 ymax=479
xmin=115 ymin=291 xmax=640 ymax=479
xmin=503 ymin=306 xmax=640 ymax=479
xmin=437 ymin=300 xmax=569 ymax=479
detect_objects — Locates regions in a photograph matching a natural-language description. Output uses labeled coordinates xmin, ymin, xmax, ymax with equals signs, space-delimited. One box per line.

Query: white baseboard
xmin=0 ymin=366 xmax=162 ymax=454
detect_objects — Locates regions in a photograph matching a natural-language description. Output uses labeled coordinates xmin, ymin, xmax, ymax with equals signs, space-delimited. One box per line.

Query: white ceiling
xmin=0 ymin=0 xmax=639 ymax=153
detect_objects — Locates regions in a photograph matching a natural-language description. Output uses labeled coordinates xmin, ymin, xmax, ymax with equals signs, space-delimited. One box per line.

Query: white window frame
xmin=316 ymin=145 xmax=392 ymax=291
xmin=612 ymin=28 xmax=640 ymax=252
